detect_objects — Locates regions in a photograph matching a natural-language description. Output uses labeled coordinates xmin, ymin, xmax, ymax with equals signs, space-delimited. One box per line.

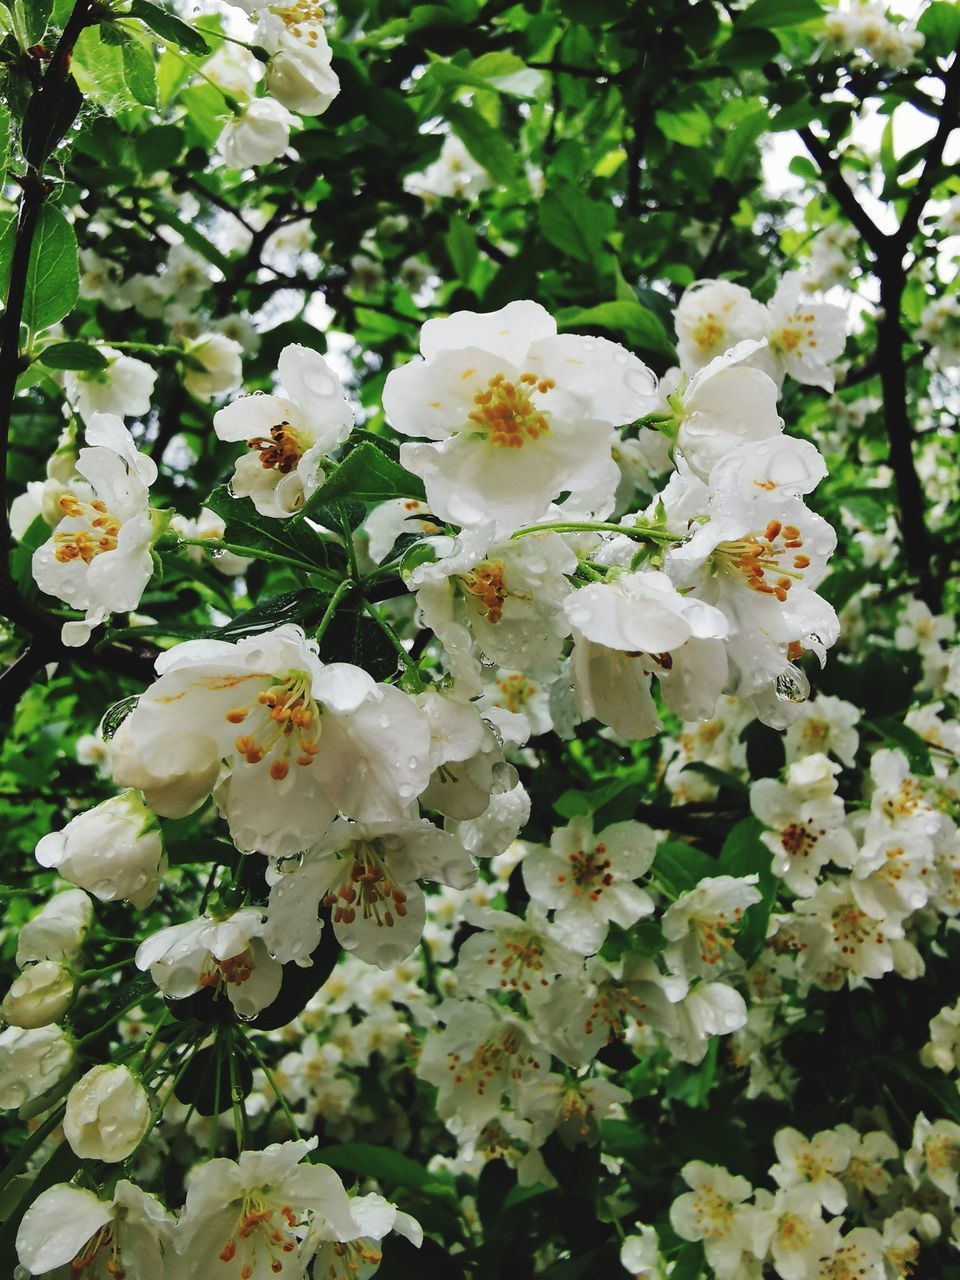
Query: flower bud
xmin=63 ymin=1064 xmax=151 ymax=1163
xmin=2 ymin=962 xmax=74 ymax=1029
xmin=0 ymin=1025 xmax=75 ymax=1110
xmin=219 ymin=99 xmax=295 ymax=168
xmin=16 ymin=890 xmax=93 ymax=968
xmin=183 ymin=333 xmax=243 ymax=400
xmin=35 ymin=791 xmax=167 ymax=910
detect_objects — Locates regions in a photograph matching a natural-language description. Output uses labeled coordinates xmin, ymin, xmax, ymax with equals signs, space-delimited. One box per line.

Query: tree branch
xmin=894 ymin=47 xmax=960 ymax=252
xmin=797 ymin=126 xmax=886 ymax=255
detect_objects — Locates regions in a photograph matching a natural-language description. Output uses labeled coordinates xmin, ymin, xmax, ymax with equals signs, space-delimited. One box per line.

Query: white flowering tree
xmin=0 ymin=0 xmax=958 ymax=1276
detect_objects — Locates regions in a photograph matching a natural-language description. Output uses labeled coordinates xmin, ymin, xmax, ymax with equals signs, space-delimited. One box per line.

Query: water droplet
xmin=236 ymin=1009 xmax=258 ymax=1023
xmin=226 ymin=480 xmax=239 ymax=499
xmin=99 ymin=696 xmax=139 ymax=740
xmin=626 ymin=368 xmax=655 ymax=395
xmin=478 ymin=652 xmax=496 ymax=668
xmin=775 ymin=666 xmax=809 ymax=704
xmin=398 ymin=783 xmax=414 ymax=799
xmin=378 ymin=714 xmax=391 ymax=728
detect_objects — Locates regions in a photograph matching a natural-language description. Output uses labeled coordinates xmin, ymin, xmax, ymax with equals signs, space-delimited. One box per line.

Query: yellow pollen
xmin=462 ymin=559 xmax=508 ymax=623
xmin=247 ymin=421 xmax=303 ymax=474
xmin=467 ymin=372 xmax=553 ymax=448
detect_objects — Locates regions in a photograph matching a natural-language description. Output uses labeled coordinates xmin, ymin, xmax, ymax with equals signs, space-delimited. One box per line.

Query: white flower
xmin=811 ymin=1224 xmax=886 ymax=1280
xmin=112 ymin=624 xmax=432 ymax=857
xmin=894 ymin=596 xmax=954 ymax=652
xmin=175 ymin=1138 xmax=359 ymax=1278
xmin=171 ymin=506 xmax=252 ymax=575
xmin=750 ymin=754 xmax=857 ymax=896
xmin=837 ymin=1126 xmax=898 ymax=1204
xmin=670 ymin=339 xmax=783 ymax=480
xmin=214 ymin=344 xmax=353 ymax=518
xmin=865 ymin=749 xmax=940 ymax=838
xmin=675 ymin=279 xmax=769 ymax=372
xmin=16 ymin=889 xmax=93 ymax=967
xmin=136 ymin=907 xmax=283 ymax=1018
xmin=63 ymin=1063 xmax=151 ymax=1162
xmin=906 ymin=1112 xmax=960 ymax=1201
xmin=164 ymin=242 xmax=212 ymax=304
xmin=1 ymin=961 xmax=74 ymax=1029
xmin=662 ymin=875 xmax=762 ymax=980
xmin=306 ymin=1192 xmax=423 ymax=1280
xmin=184 ymin=332 xmax=243 ymax=399
xmin=16 ymin=1181 xmax=173 ymax=1279
xmin=748 ymin=1186 xmax=836 ymax=1280
xmin=565 ymin=567 xmax=730 ymax=730
xmin=404 ymin=134 xmax=492 ymax=202
xmin=0 ymin=1024 xmax=75 ymax=1110
xmin=264 ymin=817 xmax=477 ymax=968
xmin=383 ymin=300 xmax=655 ymax=530
xmin=35 ymin=790 xmax=167 ymax=909
xmin=363 ymin=497 xmax=441 ymax=564
xmin=851 ymin=829 xmax=935 ymax=920
xmin=522 ymin=815 xmax=656 ymax=954
xmin=256 ymin=11 xmax=340 ymax=115
xmin=663 ymin=437 xmax=838 ymax=725
xmin=770 ymin=1126 xmax=852 ymax=1214
xmin=670 ymin=1160 xmax=754 ymax=1279
xmin=619 ymin=1224 xmax=663 ymax=1278
xmin=790 ymin=880 xmax=903 ymax=984
xmin=921 ymin=1000 xmax=960 ymax=1074
xmin=784 ymin=694 xmax=860 ymax=768
xmin=516 ymin=1073 xmax=631 ymax=1148
xmin=410 ymin=525 xmax=577 ymax=694
xmin=64 ymin=347 xmax=157 ymax=424
xmin=454 ymin=904 xmax=581 ymax=1004
xmin=219 ymin=97 xmax=297 ymax=167
xmin=418 ymin=998 xmax=547 ymax=1128
xmin=764 ymin=273 xmax=846 ymax=391
xmin=32 ymin=414 xmax=158 ymax=645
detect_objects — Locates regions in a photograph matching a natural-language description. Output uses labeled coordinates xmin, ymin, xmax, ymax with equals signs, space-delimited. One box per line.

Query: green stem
xmin=510 ymin=520 xmax=679 ymax=543
xmin=227 ymin=1026 xmax=245 ymax=1154
xmin=74 ymin=959 xmax=134 ymax=983
xmin=128 ymin=1010 xmax=173 ymax=1073
xmin=175 ymin=537 xmax=337 ymax=581
xmin=314 ymin=578 xmax=356 ymax=644
xmin=77 ymin=991 xmax=155 ymax=1047
xmin=361 ymin=598 xmax=422 ymax=685
xmin=0 ymin=1104 xmax=65 ymax=1194
xmin=337 ymin=502 xmax=361 ymax=583
xmin=243 ymin=1035 xmax=299 ymax=1138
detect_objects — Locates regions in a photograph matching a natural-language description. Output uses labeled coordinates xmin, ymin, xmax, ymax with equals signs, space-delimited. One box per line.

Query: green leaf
xmin=10 ymin=514 xmax=49 ymax=596
xmin=718 ymin=106 xmax=771 ymax=179
xmin=174 ymin=1044 xmax=253 ymax=1115
xmin=36 ymin=342 xmax=109 ymax=371
xmin=655 ymin=106 xmax=713 ymax=147
xmin=71 ymin=24 xmax=135 ymax=110
xmin=538 ymin=186 xmax=613 ymax=264
xmin=652 ymin=839 xmax=716 ymax=895
xmin=122 ymin=31 xmax=159 ymax=108
xmin=0 ymin=104 xmax=11 ymax=184
xmin=0 ymin=209 xmax=17 ymax=302
xmin=866 ymin=717 xmax=933 ymax=776
xmin=445 ymin=214 xmax=479 ymax=286
xmin=127 ymin=0 xmax=210 ymax=56
xmin=917 ymin=1 xmax=960 ymax=59
xmin=468 ymin=51 xmax=544 ymax=97
xmin=737 ymin=0 xmax=823 ymax=28
xmin=314 ymin=1143 xmax=451 ymax=1194
xmin=319 ymin=607 xmax=400 ymax=680
xmin=16 ymin=0 xmax=51 ymax=43
xmin=559 ymin=300 xmax=675 ymax=357
xmin=718 ymin=817 xmax=777 ymax=965
xmin=446 ymin=102 xmax=518 ymax=185
xmin=297 ymin=440 xmax=424 ymax=523
xmin=24 ymin=204 xmax=79 ymax=333
xmin=204 ymin=485 xmax=345 ymax=577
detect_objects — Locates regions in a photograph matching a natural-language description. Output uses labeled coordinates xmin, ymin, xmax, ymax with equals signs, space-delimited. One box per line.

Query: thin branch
xmin=797 ymin=126 xmax=886 ymax=255
xmin=894 ymin=47 xmax=960 ymax=252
